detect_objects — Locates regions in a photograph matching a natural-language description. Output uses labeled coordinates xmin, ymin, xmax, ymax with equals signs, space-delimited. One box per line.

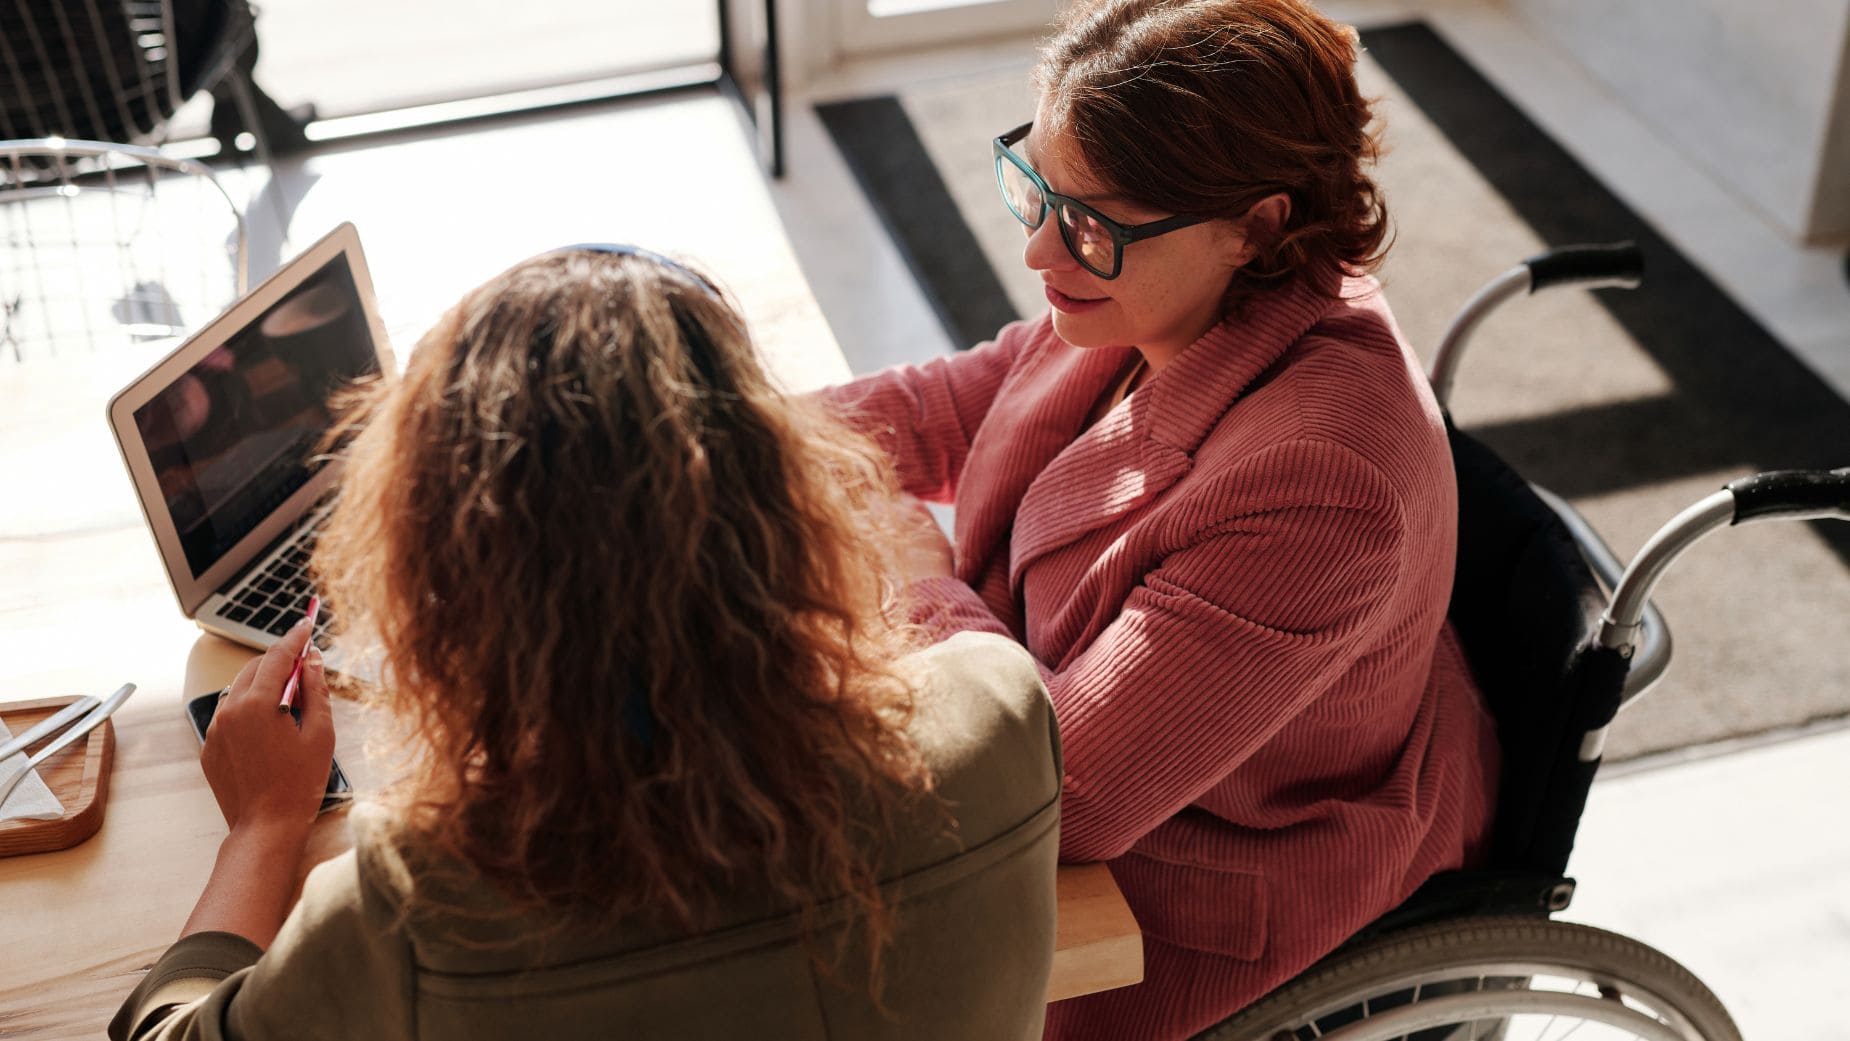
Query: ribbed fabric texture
xmin=827 ymin=275 xmax=1500 ymax=1041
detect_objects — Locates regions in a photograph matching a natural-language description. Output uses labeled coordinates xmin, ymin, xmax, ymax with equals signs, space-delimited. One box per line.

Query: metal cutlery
xmin=0 ymin=683 xmax=136 ymax=813
xmin=0 ymin=695 xmax=101 ymax=764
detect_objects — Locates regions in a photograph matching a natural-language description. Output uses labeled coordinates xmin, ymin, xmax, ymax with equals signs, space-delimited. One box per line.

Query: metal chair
xmin=0 ymin=1 xmax=279 ymax=359
xmin=0 ymin=0 xmax=262 ymax=153
xmin=0 ymin=138 xmax=246 ymax=360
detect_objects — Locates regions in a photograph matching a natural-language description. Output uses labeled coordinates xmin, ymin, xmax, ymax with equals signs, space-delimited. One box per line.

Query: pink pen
xmin=278 ymin=595 xmax=321 ymax=714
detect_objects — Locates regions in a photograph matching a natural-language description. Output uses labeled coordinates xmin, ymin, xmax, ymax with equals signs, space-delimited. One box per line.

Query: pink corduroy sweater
xmin=826 ymin=274 xmax=1500 ymax=1041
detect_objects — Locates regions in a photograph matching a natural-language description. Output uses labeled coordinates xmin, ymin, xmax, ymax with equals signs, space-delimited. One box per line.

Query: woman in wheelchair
xmin=111 ymin=248 xmax=1065 ymax=1040
xmin=824 ymin=1 xmax=1501 ymax=1036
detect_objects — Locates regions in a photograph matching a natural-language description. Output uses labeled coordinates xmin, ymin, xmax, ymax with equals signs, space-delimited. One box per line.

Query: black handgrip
xmin=1524 ymin=242 xmax=1644 ymax=292
xmin=1727 ymin=467 xmax=1850 ymax=523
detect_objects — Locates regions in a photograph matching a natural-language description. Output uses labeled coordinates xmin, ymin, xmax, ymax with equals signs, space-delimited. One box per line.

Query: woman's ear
xmin=1230 ymin=192 xmax=1292 ymax=267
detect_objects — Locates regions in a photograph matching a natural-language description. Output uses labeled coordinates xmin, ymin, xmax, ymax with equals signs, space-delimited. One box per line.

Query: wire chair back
xmin=1 ymin=138 xmax=246 ymax=362
xmin=0 ymin=0 xmax=254 ymax=149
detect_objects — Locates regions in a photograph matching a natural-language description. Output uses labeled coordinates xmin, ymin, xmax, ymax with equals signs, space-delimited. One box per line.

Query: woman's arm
xmin=181 ymin=620 xmax=336 ymax=948
xmin=177 ymin=821 xmax=315 ymax=950
xmin=109 ymin=622 xmax=341 ymax=1040
xmin=109 ymin=849 xmax=410 ymax=1041
xmin=822 ymin=317 xmax=1039 ymax=502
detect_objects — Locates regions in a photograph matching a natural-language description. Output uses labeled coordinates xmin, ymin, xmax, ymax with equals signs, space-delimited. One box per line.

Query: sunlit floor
xmin=1568 ymin=726 xmax=1850 ymax=1041
xmin=178 ymin=0 xmax=718 ymax=128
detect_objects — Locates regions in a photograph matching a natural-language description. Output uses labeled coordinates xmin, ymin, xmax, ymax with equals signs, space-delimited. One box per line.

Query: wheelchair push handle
xmin=1726 ymin=467 xmax=1850 ymax=523
xmin=1574 ymin=466 xmax=1850 ymax=761
xmin=1601 ymin=466 xmax=1850 ymax=646
xmin=1429 ymin=241 xmax=1643 ymax=409
xmin=1523 ymin=242 xmax=1644 ymax=293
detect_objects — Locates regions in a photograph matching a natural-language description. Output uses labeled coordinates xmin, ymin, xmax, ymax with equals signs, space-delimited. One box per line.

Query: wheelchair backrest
xmin=1446 ymin=421 xmax=1628 ymax=878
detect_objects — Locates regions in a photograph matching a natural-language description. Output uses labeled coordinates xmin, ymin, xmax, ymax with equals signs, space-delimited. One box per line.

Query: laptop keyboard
xmin=212 ymin=525 xmax=333 ymax=648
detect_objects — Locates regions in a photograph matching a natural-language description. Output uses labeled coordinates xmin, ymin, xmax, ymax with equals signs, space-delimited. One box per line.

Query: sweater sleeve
xmin=108 ymin=933 xmax=260 ymax=1041
xmin=821 ymin=318 xmax=1035 ymax=502
xmin=911 ymin=439 xmax=1408 ymax=862
xmin=110 ymin=851 xmax=415 ymax=1041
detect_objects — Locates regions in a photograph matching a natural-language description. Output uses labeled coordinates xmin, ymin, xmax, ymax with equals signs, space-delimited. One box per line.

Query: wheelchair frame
xmin=1195 ymin=243 xmax=1850 ymax=1041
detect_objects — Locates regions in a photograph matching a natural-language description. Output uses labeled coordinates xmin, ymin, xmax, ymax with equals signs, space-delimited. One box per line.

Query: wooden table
xmin=0 ymin=288 xmax=1140 ymax=1039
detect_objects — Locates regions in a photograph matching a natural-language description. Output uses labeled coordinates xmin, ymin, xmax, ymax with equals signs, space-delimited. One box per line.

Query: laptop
xmin=107 ymin=222 xmax=394 ymax=657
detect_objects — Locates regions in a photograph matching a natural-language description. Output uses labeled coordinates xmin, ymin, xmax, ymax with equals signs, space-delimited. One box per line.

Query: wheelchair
xmin=1196 ymin=243 xmax=1850 ymax=1041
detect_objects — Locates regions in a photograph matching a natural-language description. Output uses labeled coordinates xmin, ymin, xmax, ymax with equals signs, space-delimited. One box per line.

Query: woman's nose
xmin=1023 ymin=216 xmax=1077 ymax=274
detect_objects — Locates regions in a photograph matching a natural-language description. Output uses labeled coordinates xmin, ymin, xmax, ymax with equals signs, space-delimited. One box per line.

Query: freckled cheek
xmin=1115 ymin=277 xmax=1172 ymax=323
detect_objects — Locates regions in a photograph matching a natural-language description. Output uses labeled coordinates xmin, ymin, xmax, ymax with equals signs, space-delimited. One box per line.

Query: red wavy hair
xmin=1036 ymin=0 xmax=1391 ymax=309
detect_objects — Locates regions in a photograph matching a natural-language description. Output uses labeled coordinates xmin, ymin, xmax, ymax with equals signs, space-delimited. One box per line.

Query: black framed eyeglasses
xmin=992 ymin=122 xmax=1209 ymax=280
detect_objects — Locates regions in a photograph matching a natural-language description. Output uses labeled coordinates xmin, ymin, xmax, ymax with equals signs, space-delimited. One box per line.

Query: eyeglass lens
xmin=998 ymin=155 xmax=1118 ymax=276
xmin=1058 ymin=207 xmax=1116 ymax=275
xmin=998 ymin=156 xmax=1045 ymax=228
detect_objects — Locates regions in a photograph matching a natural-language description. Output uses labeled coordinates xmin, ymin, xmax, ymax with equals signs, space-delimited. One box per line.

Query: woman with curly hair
xmin=826 ymin=1 xmax=1501 ymax=1037
xmin=111 ymin=246 xmax=1063 ymax=1041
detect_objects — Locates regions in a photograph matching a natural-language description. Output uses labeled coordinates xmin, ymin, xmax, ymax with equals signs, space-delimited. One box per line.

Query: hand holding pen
xmin=278 ymin=595 xmax=319 ymax=716
xmin=202 ymin=614 xmax=334 ymax=833
xmin=181 ymin=614 xmax=336 ymax=950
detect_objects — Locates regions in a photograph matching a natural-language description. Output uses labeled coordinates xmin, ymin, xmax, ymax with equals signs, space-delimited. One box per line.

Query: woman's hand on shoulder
xmin=201 ymin=620 xmax=336 ymax=843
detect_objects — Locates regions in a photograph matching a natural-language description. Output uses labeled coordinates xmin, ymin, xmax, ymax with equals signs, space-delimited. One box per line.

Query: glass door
xmin=833 ymin=0 xmax=1061 ymax=56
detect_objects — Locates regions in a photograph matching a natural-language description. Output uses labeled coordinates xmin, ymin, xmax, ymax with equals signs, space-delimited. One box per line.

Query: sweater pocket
xmin=1114 ymin=853 xmax=1269 ymax=960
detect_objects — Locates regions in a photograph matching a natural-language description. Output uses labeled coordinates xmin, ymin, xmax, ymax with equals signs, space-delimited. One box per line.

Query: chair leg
xmin=3 ymin=293 xmax=25 ymax=363
xmin=216 ymin=71 xmax=306 ymax=243
xmin=210 ymin=70 xmax=313 ymax=159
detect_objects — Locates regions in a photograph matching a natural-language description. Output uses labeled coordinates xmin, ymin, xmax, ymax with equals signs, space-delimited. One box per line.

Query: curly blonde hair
xmin=313 ymin=248 xmax=931 ymax=978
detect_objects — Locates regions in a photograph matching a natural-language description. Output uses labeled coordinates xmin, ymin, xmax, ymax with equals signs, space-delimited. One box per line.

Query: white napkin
xmin=0 ymin=718 xmax=68 ymax=822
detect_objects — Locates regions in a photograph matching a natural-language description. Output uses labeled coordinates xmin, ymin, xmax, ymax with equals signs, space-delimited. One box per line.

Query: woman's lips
xmin=1045 ymin=285 xmax=1108 ymax=314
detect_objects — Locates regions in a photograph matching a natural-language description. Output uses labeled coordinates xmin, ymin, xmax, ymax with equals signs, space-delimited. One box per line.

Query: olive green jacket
xmin=112 ymin=632 xmax=1062 ymax=1041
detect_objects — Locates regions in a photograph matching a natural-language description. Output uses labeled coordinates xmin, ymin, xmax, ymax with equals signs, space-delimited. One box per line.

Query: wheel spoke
xmin=1207 ymin=918 xmax=1737 ymax=1041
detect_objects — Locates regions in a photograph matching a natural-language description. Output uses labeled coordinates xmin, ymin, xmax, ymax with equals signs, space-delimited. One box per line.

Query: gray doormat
xmin=816 ymin=23 xmax=1850 ymax=762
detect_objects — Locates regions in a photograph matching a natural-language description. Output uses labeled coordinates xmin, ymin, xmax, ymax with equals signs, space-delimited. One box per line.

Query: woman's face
xmin=1018 ymin=111 xmax=1254 ymax=367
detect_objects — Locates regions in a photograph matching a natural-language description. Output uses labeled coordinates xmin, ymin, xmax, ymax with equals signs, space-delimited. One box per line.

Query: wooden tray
xmin=0 ymin=696 xmax=116 ymax=858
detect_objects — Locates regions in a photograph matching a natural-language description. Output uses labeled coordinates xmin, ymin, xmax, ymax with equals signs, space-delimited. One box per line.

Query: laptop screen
xmin=131 ymin=252 xmax=381 ymax=579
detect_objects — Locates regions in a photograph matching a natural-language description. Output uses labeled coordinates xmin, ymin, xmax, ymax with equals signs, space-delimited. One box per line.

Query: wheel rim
xmin=1255 ymin=961 xmax=1714 ymax=1041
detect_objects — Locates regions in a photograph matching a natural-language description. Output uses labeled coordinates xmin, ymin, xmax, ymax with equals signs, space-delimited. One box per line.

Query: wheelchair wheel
xmin=1195 ymin=916 xmax=1740 ymax=1041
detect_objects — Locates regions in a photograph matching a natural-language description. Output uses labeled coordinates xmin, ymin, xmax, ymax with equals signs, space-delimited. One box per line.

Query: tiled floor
xmin=1567 ymin=725 xmax=1850 ymax=1041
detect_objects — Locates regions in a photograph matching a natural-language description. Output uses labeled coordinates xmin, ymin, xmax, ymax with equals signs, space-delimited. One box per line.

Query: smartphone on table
xmin=184 ymin=691 xmax=353 ymax=812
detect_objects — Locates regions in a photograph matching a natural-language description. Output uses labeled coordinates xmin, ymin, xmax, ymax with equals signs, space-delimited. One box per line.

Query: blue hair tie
xmin=555 ymin=242 xmax=721 ymax=299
